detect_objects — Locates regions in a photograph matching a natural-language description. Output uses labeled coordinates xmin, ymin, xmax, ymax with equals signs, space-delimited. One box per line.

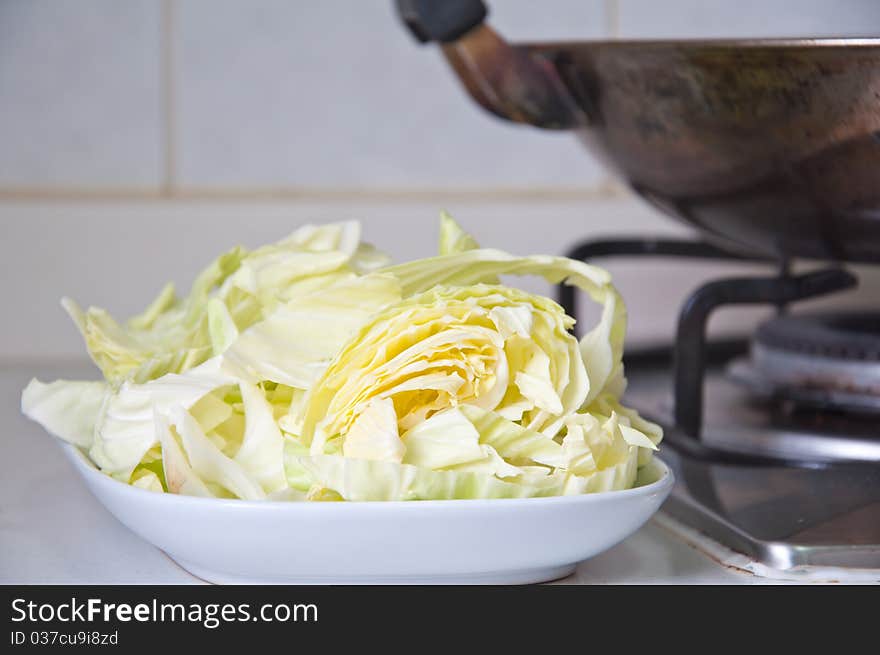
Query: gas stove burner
xmin=731 ymin=312 xmax=880 ymax=414
xmin=756 ymin=312 xmax=880 ymax=357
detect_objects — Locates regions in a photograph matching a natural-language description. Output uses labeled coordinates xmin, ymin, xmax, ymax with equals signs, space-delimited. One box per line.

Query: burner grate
xmin=558 ymin=237 xmax=857 ymax=466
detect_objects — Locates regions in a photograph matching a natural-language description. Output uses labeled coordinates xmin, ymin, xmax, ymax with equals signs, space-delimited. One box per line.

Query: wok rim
xmin=522 ymin=36 xmax=880 ymax=50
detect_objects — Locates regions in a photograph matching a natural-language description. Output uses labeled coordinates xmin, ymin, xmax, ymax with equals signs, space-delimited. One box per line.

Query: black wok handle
xmin=394 ymin=0 xmax=585 ymax=129
xmin=396 ymin=0 xmax=488 ymax=43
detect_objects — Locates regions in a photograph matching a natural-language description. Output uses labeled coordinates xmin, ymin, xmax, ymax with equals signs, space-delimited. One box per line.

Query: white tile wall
xmin=616 ymin=0 xmax=880 ymax=39
xmin=0 ymin=0 xmax=163 ymax=189
xmin=3 ymin=1 xmax=880 ymax=192
xmin=172 ymin=0 xmax=608 ymax=190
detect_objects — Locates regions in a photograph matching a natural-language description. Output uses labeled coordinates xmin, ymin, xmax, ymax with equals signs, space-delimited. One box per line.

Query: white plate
xmin=61 ymin=443 xmax=673 ymax=584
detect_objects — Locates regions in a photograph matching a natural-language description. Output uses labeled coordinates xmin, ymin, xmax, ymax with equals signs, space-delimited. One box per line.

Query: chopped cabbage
xmin=21 ymin=216 xmax=661 ymax=501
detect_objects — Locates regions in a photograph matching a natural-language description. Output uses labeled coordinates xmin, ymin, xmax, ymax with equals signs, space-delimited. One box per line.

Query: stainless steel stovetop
xmin=624 ymin=356 xmax=880 ymax=570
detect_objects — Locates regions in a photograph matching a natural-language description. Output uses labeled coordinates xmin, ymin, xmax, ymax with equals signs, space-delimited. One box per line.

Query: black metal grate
xmin=558 ymin=237 xmax=858 ymax=467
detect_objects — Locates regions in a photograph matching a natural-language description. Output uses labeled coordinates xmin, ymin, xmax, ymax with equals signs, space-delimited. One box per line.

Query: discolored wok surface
xmin=523 ymin=39 xmax=880 ymax=262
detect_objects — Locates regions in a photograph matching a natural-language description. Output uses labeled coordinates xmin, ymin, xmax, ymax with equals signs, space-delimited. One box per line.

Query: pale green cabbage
xmin=21 ymin=216 xmax=662 ymax=501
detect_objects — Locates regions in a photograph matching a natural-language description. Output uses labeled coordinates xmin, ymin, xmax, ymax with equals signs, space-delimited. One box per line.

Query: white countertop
xmin=2 ymin=362 xmax=757 ymax=585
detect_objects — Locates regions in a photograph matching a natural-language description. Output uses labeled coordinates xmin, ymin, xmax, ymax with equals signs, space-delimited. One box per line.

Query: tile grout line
xmin=0 ymin=184 xmax=626 ymax=204
xmin=605 ymin=0 xmax=620 ymax=38
xmin=161 ymin=0 xmax=176 ymax=196
xmin=597 ymin=0 xmax=620 ymax=190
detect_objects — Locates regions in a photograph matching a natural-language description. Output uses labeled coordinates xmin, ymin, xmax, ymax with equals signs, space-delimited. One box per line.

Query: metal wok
xmin=397 ymin=0 xmax=880 ymax=263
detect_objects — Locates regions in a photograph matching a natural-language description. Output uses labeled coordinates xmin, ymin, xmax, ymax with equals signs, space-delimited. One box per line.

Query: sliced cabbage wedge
xmin=381 ymin=247 xmax=626 ymax=405
xmin=301 ymin=284 xmax=589 ymax=454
